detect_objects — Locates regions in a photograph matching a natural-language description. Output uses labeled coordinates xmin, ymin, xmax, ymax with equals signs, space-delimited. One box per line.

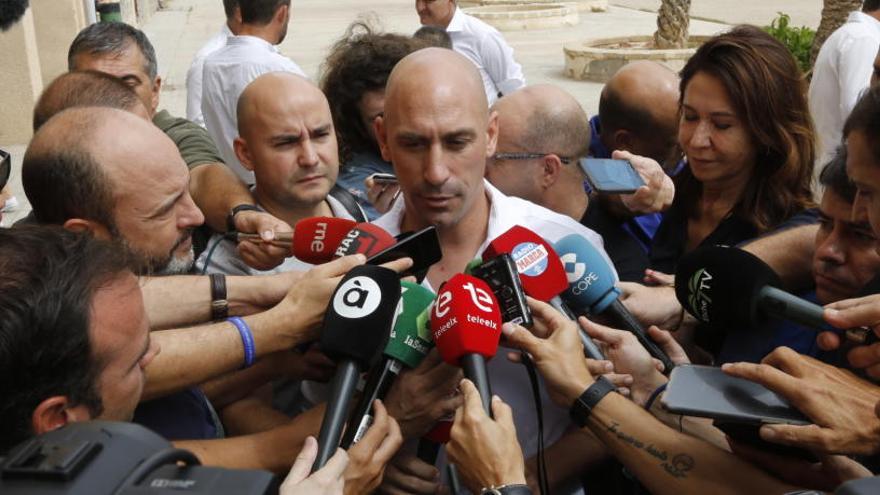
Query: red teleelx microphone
xmin=431 ymin=273 xmax=502 ymax=415
xmin=483 ymin=225 xmax=606 ymax=360
xmin=332 ymin=222 xmax=397 ymax=259
xmin=289 ymin=217 xmax=358 ymax=264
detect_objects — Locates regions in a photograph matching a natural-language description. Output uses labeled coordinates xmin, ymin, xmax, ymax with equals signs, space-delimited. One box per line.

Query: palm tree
xmin=811 ymin=0 xmax=862 ymax=65
xmin=654 ymin=0 xmax=692 ymax=49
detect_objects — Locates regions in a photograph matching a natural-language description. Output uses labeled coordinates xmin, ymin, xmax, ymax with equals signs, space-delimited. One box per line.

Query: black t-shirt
xmin=580 ymin=202 xmax=651 ymax=282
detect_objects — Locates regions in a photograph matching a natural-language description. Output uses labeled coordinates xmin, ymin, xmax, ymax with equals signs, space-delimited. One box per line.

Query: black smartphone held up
xmin=369 ymin=173 xmax=399 ymax=186
xmin=579 ymin=158 xmax=645 ymax=194
xmin=470 ymin=254 xmax=533 ymax=327
xmin=367 ymin=226 xmax=442 ymax=281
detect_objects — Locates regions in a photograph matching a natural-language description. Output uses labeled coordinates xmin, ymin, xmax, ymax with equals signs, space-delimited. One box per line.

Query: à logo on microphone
xmin=687 ymin=268 xmax=713 ymax=322
xmin=333 ymin=276 xmax=382 ymax=318
xmin=512 ymin=242 xmax=548 ymax=277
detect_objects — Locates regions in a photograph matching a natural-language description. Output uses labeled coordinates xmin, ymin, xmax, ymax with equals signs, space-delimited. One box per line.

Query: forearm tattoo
xmin=605 ymin=421 xmax=695 ymax=479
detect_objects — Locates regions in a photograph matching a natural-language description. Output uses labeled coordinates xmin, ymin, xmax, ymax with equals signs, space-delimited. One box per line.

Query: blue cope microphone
xmin=553 ymin=234 xmax=676 ymax=373
xmin=312 ymin=265 xmax=401 ymax=472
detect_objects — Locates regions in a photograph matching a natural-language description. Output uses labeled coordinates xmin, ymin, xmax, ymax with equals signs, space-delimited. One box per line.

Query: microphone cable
xmin=520 ymin=351 xmax=549 ymax=495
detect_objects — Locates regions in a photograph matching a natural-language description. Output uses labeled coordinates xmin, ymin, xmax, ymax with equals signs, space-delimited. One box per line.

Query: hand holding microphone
xmin=229 ymin=216 xmax=357 ymax=263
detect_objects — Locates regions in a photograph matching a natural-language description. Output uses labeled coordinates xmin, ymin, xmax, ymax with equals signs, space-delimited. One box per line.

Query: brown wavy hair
xmin=676 ymin=25 xmax=816 ymax=233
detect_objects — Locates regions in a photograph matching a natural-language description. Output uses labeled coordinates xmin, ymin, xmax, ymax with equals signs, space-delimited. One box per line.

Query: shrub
xmin=764 ymin=12 xmax=816 ymax=75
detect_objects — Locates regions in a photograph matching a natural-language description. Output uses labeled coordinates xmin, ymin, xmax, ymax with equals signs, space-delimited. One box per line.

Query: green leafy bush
xmin=764 ymin=12 xmax=815 ymax=74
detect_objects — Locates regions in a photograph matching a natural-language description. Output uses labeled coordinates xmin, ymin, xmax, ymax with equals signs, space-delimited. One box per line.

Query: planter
xmin=477 ymin=0 xmax=607 ymax=12
xmin=564 ymin=35 xmax=709 ymax=82
xmin=463 ymin=4 xmax=580 ymax=31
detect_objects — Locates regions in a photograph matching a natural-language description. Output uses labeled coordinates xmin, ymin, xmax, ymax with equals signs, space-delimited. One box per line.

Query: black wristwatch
xmin=480 ymin=484 xmax=532 ymax=495
xmin=569 ymin=376 xmax=616 ymax=427
xmin=225 ymin=204 xmax=262 ymax=232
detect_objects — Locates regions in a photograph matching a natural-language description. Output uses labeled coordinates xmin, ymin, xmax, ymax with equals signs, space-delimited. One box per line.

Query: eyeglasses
xmin=490 ymin=152 xmax=572 ymax=165
xmin=0 ymin=149 xmax=10 ymax=192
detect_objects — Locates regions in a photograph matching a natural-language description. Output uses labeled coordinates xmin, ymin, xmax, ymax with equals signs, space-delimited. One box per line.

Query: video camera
xmin=0 ymin=421 xmax=277 ymax=494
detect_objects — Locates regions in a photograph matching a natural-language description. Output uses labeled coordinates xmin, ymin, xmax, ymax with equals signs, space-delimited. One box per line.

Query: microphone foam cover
xmin=320 ymin=264 xmax=402 ymax=368
xmin=292 ymin=217 xmax=358 ymax=264
xmin=431 ymin=273 xmax=502 ymax=365
xmin=483 ymin=225 xmax=568 ymax=302
xmin=553 ymin=234 xmax=621 ymax=314
xmin=384 ymin=282 xmax=436 ymax=368
xmin=674 ymin=245 xmax=782 ymax=329
xmin=333 ymin=223 xmax=396 ymax=258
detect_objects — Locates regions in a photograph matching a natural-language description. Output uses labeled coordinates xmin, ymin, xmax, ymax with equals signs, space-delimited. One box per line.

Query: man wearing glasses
xmin=0 ymin=149 xmax=13 ymax=223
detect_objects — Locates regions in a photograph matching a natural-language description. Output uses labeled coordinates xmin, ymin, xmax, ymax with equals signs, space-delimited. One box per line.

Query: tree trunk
xmin=654 ymin=0 xmax=692 ymax=49
xmin=810 ymin=0 xmax=862 ymax=65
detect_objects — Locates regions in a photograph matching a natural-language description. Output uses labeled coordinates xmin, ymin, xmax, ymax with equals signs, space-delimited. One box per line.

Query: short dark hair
xmin=239 ymin=0 xmax=288 ymax=25
xmin=0 ymin=225 xmax=133 ymax=453
xmin=0 ymin=0 xmax=29 ymax=31
xmin=598 ymin=85 xmax=657 ymax=144
xmin=33 ymin=71 xmax=142 ymax=131
xmin=413 ymin=25 xmax=452 ymax=49
xmin=844 ymin=84 xmax=880 ymax=166
xmin=68 ymin=22 xmax=158 ymax=79
xmin=864 ymin=0 xmax=880 ymax=13
xmin=222 ymin=0 xmax=238 ymax=18
xmin=819 ymin=146 xmax=856 ymax=203
xmin=22 ymin=110 xmax=117 ymax=229
xmin=321 ymin=21 xmax=422 ymax=161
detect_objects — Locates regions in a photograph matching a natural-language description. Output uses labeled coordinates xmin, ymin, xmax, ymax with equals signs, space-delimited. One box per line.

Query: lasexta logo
xmin=687 ymin=268 xmax=713 ymax=322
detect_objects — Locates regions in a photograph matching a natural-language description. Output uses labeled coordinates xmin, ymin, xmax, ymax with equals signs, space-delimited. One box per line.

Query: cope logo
xmin=560 ymin=252 xmax=586 ymax=283
xmin=512 ymin=242 xmax=548 ymax=278
xmin=332 ymin=276 xmax=382 ymax=318
xmin=687 ymin=268 xmax=713 ymax=323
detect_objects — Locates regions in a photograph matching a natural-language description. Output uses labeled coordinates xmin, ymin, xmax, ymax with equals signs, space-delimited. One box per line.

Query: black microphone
xmin=312 ymin=265 xmax=401 ymax=472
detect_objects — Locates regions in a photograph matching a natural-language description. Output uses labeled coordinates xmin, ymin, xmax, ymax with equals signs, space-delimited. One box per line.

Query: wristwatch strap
xmin=480 ymin=484 xmax=532 ymax=495
xmin=210 ymin=273 xmax=229 ymax=321
xmin=570 ymin=376 xmax=616 ymax=427
xmin=225 ymin=204 xmax=262 ymax=232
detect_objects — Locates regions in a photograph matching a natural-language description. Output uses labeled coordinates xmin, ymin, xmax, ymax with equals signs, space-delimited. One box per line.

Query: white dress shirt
xmin=374 ymin=180 xmax=613 ymax=495
xmin=201 ymin=35 xmax=306 ymax=182
xmin=809 ymin=11 xmax=880 ymax=168
xmin=186 ymin=24 xmax=232 ymax=127
xmin=444 ymin=7 xmax=525 ymax=106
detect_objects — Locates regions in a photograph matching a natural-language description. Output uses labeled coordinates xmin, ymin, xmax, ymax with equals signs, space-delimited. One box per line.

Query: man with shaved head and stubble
xmin=373 ymin=47 xmax=613 ymax=494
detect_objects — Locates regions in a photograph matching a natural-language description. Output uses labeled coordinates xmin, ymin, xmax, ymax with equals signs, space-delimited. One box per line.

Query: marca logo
xmin=332 ymin=276 xmax=382 ymax=318
xmin=512 ymin=242 xmax=548 ymax=277
xmin=687 ymin=268 xmax=713 ymax=322
xmin=560 ymin=252 xmax=586 ymax=283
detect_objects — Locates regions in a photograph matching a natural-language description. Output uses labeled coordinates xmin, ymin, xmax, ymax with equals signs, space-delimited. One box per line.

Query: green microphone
xmin=340 ymin=282 xmax=436 ymax=448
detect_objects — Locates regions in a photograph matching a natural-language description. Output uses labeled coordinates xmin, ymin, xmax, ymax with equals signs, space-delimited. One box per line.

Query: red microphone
xmin=290 ymin=217 xmax=357 ymax=264
xmin=431 ymin=273 xmax=501 ymax=415
xmin=333 ymin=223 xmax=396 ymax=258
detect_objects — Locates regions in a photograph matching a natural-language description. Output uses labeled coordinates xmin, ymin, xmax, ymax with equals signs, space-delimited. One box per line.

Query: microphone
xmin=333 ymin=222 xmax=397 ymax=258
xmin=340 ymin=282 xmax=436 ymax=448
xmin=553 ymin=233 xmax=675 ymax=372
xmin=312 ymin=265 xmax=401 ymax=471
xmin=675 ymin=245 xmax=828 ymax=331
xmin=230 ymin=216 xmax=356 ymax=263
xmin=483 ymin=226 xmax=606 ymax=361
xmin=431 ymin=273 xmax=502 ymax=415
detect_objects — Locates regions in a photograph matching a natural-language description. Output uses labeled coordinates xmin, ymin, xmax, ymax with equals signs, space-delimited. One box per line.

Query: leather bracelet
xmin=225 ymin=204 xmax=262 ymax=232
xmin=480 ymin=483 xmax=532 ymax=495
xmin=570 ymin=376 xmax=616 ymax=427
xmin=209 ymin=273 xmax=228 ymax=321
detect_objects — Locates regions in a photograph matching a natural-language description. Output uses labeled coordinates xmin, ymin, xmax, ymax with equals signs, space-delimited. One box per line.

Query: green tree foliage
xmin=764 ymin=12 xmax=816 ymax=75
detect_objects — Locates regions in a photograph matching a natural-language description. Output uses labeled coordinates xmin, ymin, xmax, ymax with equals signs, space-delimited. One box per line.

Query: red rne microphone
xmin=333 ymin=223 xmax=396 ymax=258
xmin=431 ymin=273 xmax=502 ymax=415
xmin=291 ymin=217 xmax=357 ymax=264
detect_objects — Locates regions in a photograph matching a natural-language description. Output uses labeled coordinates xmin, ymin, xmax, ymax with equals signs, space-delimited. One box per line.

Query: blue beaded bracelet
xmin=227 ymin=317 xmax=255 ymax=368
xmin=644 ymin=383 xmax=668 ymax=411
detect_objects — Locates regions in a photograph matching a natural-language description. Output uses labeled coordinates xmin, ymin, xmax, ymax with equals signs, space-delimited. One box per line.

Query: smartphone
xmin=579 ymin=158 xmax=645 ymax=194
xmin=369 ymin=173 xmax=399 ymax=186
xmin=470 ymin=254 xmax=532 ymax=327
xmin=367 ymin=226 xmax=442 ymax=282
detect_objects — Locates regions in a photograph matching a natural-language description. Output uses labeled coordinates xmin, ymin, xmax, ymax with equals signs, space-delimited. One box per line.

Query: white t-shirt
xmin=201 ymin=35 xmax=307 ymax=183
xmin=186 ymin=24 xmax=232 ymax=128
xmin=443 ymin=7 xmax=525 ymax=106
xmin=809 ymin=11 xmax=880 ymax=168
xmin=374 ymin=180 xmax=613 ymax=495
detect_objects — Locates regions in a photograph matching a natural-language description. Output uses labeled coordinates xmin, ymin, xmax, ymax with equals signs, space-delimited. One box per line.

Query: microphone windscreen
xmin=333 ymin=223 xmax=396 ymax=258
xmin=292 ymin=217 xmax=358 ymax=264
xmin=553 ymin=234 xmax=620 ymax=314
xmin=674 ymin=245 xmax=782 ymax=329
xmin=384 ymin=282 xmax=436 ymax=368
xmin=483 ymin=225 xmax=568 ymax=302
xmin=320 ymin=264 xmax=402 ymax=368
xmin=431 ymin=273 xmax=502 ymax=364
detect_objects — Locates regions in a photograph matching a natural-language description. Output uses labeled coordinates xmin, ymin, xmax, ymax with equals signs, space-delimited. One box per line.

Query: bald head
xmin=237 ymin=72 xmax=327 ymax=134
xmin=599 ymin=61 xmax=680 ymax=168
xmin=33 ymin=71 xmax=149 ymax=131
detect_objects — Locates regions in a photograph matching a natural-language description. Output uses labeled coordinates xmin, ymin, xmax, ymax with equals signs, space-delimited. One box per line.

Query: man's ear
xmin=375 ymin=116 xmax=392 ymax=162
xmin=612 ymin=129 xmax=633 ymax=153
xmin=233 ymin=137 xmax=256 ymax=172
xmin=539 ymin=154 xmax=563 ymax=189
xmin=31 ymin=396 xmax=92 ymax=436
xmin=485 ymin=110 xmax=499 ymax=158
xmin=150 ymin=76 xmax=162 ymax=115
xmin=63 ymin=218 xmax=112 ymax=240
xmin=275 ymin=4 xmax=289 ymax=26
